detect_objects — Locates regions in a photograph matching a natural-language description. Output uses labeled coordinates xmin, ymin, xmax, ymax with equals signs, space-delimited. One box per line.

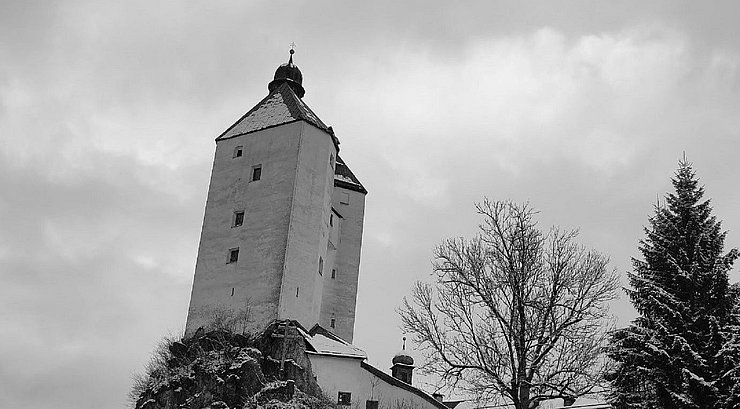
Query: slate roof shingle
xmin=334 ymin=155 xmax=367 ymax=194
xmin=216 ymin=82 xmax=330 ymax=141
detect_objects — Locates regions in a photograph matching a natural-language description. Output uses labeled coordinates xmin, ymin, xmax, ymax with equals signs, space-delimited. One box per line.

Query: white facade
xmin=302 ymin=330 xmax=447 ymax=409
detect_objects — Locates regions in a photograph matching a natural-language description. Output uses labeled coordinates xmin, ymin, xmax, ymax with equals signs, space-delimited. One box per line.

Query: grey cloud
xmin=2 ymin=1 xmax=740 ymax=408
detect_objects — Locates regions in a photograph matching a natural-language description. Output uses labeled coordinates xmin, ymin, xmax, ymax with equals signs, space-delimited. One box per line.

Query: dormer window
xmin=234 ymin=146 xmax=243 ymax=158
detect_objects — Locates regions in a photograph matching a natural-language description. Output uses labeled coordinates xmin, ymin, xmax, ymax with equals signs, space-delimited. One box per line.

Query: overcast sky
xmin=2 ymin=1 xmax=740 ymax=408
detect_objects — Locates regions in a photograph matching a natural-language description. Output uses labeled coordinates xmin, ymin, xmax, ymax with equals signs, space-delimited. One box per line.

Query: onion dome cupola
xmin=391 ymin=337 xmax=415 ymax=384
xmin=392 ymin=350 xmax=414 ymax=366
xmin=268 ymin=49 xmax=305 ymax=98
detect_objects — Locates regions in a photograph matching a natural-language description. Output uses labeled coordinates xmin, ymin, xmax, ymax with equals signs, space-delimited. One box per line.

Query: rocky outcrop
xmin=132 ymin=320 xmax=332 ymax=409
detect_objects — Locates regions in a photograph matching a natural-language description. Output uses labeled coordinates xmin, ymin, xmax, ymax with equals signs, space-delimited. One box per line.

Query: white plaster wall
xmin=185 ymin=122 xmax=304 ymax=335
xmin=278 ymin=123 xmax=337 ymax=329
xmin=308 ymin=355 xmax=438 ymax=409
xmin=321 ymin=187 xmax=366 ymax=342
xmin=185 ymin=118 xmax=357 ymax=337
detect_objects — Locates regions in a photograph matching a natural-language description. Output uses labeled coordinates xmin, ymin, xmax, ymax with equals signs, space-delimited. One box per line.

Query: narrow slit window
xmin=296 ymin=287 xmax=299 ymax=297
xmin=231 ymin=288 xmax=235 ymax=296
xmin=234 ymin=146 xmax=243 ymax=158
xmin=331 ymin=269 xmax=336 ymax=279
xmin=251 ymin=165 xmax=262 ymax=181
xmin=233 ymin=211 xmax=245 ymax=227
xmin=330 ymin=214 xmax=333 ymax=227
xmin=228 ymin=248 xmax=239 ymax=263
xmin=330 ymin=317 xmax=336 ymax=328
xmin=318 ymin=257 xmax=323 ymax=276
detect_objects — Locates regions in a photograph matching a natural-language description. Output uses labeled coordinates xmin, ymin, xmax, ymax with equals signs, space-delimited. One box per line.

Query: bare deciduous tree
xmin=400 ymin=200 xmax=619 ymax=409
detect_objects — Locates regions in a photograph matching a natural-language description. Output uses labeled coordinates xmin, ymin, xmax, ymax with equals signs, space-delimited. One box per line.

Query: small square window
xmin=366 ymin=400 xmax=379 ymax=409
xmin=338 ymin=392 xmax=351 ymax=406
xmin=340 ymin=192 xmax=350 ymax=205
xmin=318 ymin=257 xmax=323 ymax=276
xmin=331 ymin=269 xmax=336 ymax=279
xmin=234 ymin=146 xmax=243 ymax=158
xmin=251 ymin=165 xmax=262 ymax=181
xmin=228 ymin=248 xmax=239 ymax=263
xmin=233 ymin=211 xmax=244 ymax=227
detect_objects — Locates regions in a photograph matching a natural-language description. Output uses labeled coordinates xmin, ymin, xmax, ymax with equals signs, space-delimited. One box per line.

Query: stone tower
xmin=185 ymin=50 xmax=367 ymax=342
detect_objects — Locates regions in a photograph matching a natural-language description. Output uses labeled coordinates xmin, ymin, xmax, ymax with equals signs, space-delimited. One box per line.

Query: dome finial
xmin=289 ymin=42 xmax=296 ymax=65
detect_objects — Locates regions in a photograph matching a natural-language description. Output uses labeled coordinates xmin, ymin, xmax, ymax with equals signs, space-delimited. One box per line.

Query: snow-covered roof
xmin=298 ymin=325 xmax=367 ymax=359
xmin=216 ymin=82 xmax=330 ymax=141
xmin=307 ymin=333 xmax=367 ymax=359
xmin=334 ymin=155 xmax=367 ymax=194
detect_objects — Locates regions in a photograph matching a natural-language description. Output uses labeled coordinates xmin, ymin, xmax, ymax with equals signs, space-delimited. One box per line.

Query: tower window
xmin=233 ymin=211 xmax=245 ymax=227
xmin=234 ymin=146 xmax=243 ymax=158
xmin=318 ymin=257 xmax=323 ymax=276
xmin=228 ymin=248 xmax=239 ymax=264
xmin=330 ymin=214 xmax=333 ymax=227
xmin=231 ymin=288 xmax=235 ymax=296
xmin=330 ymin=317 xmax=336 ymax=328
xmin=251 ymin=165 xmax=262 ymax=181
xmin=331 ymin=269 xmax=336 ymax=279
xmin=338 ymin=392 xmax=351 ymax=406
xmin=340 ymin=192 xmax=350 ymax=205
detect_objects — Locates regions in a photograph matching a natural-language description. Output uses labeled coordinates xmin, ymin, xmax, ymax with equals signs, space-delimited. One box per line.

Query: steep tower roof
xmin=216 ymin=82 xmax=330 ymax=141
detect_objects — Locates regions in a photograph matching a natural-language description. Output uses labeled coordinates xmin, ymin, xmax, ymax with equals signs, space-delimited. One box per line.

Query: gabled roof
xmin=360 ymin=361 xmax=449 ymax=409
xmin=216 ymin=82 xmax=331 ymax=141
xmin=334 ymin=155 xmax=367 ymax=194
xmin=299 ymin=324 xmax=367 ymax=359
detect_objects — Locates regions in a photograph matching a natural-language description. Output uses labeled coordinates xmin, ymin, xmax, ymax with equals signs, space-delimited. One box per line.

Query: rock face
xmin=132 ymin=321 xmax=332 ymax=409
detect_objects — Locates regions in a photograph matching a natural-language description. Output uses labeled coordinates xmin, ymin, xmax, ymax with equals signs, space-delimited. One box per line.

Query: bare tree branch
xmin=399 ymin=200 xmax=618 ymax=409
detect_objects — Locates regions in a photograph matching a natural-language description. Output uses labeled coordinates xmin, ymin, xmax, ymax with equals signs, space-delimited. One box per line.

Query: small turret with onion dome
xmin=391 ymin=337 xmax=415 ymax=384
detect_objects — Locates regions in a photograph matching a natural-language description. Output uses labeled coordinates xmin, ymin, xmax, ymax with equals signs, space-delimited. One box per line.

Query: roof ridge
xmin=360 ymin=361 xmax=449 ymax=409
xmin=277 ymin=82 xmax=330 ymax=131
xmin=215 ymin=82 xmax=333 ymax=142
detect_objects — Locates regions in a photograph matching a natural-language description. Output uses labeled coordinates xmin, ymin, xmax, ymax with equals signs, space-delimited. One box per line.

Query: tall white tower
xmin=185 ymin=50 xmax=367 ymax=342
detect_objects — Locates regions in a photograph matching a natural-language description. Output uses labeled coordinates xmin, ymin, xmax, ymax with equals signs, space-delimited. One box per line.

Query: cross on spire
xmin=290 ymin=42 xmax=296 ymax=53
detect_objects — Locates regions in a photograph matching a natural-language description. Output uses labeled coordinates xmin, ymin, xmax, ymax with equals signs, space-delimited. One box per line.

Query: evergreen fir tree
xmin=606 ymin=160 xmax=739 ymax=409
